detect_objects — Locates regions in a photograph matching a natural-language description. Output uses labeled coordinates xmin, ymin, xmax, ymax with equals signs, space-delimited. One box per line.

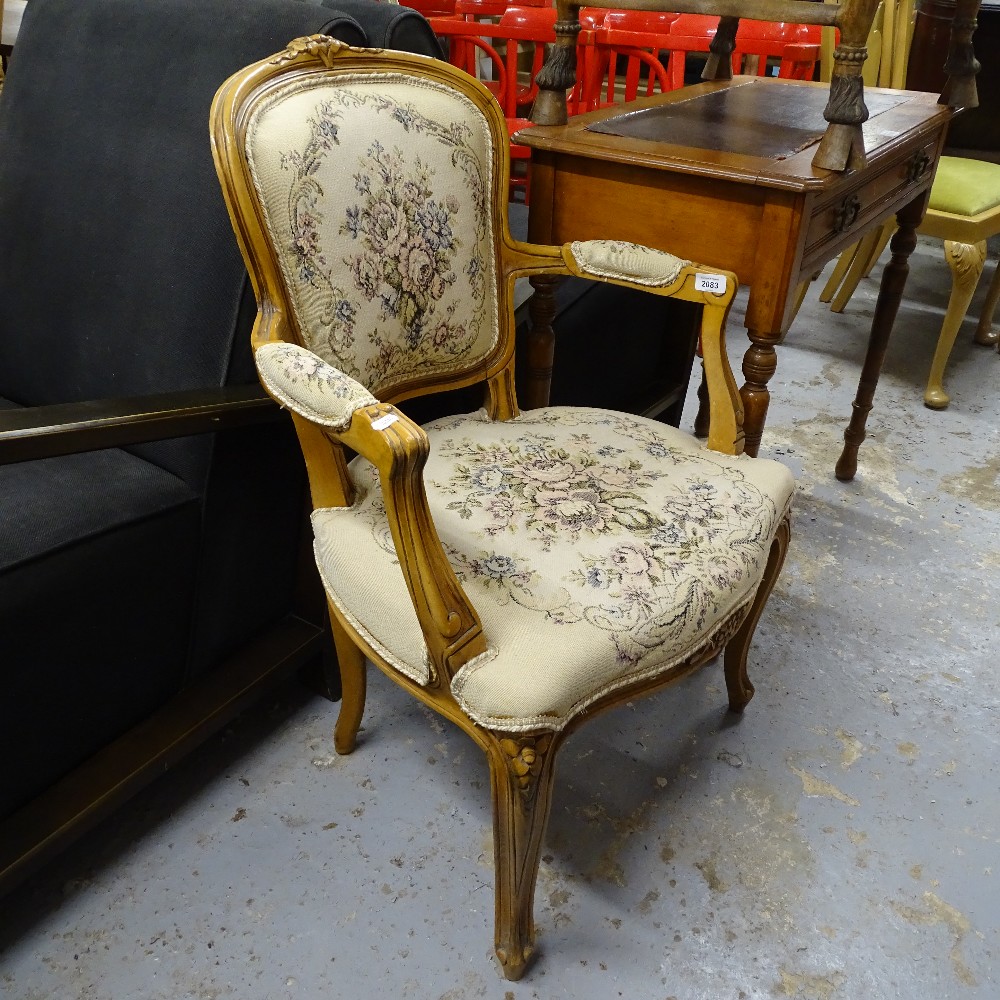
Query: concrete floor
xmin=1 ymin=238 xmax=997 ymax=999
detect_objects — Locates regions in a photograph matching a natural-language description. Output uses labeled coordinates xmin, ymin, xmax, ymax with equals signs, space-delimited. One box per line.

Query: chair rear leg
xmin=329 ymin=603 xmax=368 ymax=755
xmin=724 ymin=513 xmax=791 ymax=713
xmin=974 ymin=256 xmax=1000 ymax=347
xmin=486 ymin=731 xmax=560 ymax=981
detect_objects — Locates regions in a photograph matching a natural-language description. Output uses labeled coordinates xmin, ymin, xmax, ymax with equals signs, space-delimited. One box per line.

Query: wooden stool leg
xmin=487 ymin=732 xmax=559 ymax=981
xmin=819 ymin=244 xmax=858 ymax=303
xmin=925 ymin=239 xmax=986 ymax=409
xmin=836 ymin=194 xmax=923 ymax=481
xmin=974 ymin=256 xmax=1000 ymax=347
xmin=831 ymin=226 xmax=887 ymax=312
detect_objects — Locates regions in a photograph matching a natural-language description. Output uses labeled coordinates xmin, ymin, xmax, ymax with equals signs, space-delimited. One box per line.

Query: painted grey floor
xmin=1 ymin=238 xmax=997 ymax=999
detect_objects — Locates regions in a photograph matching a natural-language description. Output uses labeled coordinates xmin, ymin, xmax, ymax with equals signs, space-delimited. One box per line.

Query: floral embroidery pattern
xmin=342 ymin=141 xmax=467 ymax=361
xmin=273 ymin=86 xmax=493 ymax=390
xmin=280 ymin=100 xmax=358 ymax=357
xmin=423 ymin=409 xmax=780 ymax=667
xmin=255 ymin=342 xmax=375 ymax=428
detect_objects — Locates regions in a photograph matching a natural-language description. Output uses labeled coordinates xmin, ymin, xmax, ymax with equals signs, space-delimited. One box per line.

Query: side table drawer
xmin=802 ymin=139 xmax=939 ymax=268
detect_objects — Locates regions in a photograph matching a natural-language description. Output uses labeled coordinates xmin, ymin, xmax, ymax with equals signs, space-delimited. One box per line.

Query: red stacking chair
xmin=581 ymin=9 xmax=677 ymax=112
xmin=404 ymin=0 xmax=458 ymax=18
xmin=666 ymin=14 xmax=820 ymax=89
xmin=665 ymin=13 xmax=733 ymax=90
xmin=735 ymin=19 xmax=822 ymax=80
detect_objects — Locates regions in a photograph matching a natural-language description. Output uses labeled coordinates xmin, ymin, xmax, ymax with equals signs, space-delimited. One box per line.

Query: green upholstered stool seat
xmin=929 ymin=156 xmax=1000 ymax=217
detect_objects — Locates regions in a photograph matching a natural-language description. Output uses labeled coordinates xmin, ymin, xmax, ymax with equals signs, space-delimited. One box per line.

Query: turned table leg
xmin=836 ymin=193 xmax=925 ymax=481
xmin=523 ymin=274 xmax=560 ymax=410
xmin=739 ymin=336 xmax=779 ymax=458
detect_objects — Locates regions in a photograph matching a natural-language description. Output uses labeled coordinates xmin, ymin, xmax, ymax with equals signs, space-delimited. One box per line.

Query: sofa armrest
xmin=0 ymin=384 xmax=279 ymax=465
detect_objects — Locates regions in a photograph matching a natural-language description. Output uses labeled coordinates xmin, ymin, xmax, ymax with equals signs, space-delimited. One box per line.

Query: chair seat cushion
xmin=312 ymin=406 xmax=793 ymax=732
xmin=929 ymin=156 xmax=1000 ymax=217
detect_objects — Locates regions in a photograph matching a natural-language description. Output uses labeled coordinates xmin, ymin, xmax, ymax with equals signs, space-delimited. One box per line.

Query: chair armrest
xmin=563 ymin=239 xmax=690 ymax=288
xmin=0 ymin=384 xmax=279 ymax=466
xmin=255 ymin=341 xmax=377 ymax=430
xmin=504 ymin=237 xmax=744 ymax=455
xmin=255 ymin=341 xmax=487 ymax=685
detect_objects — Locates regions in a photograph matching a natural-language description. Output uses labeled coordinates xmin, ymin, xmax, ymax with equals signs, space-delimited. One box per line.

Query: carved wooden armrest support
xmin=255 ymin=341 xmax=377 ymax=429
xmin=522 ymin=239 xmax=743 ymax=455
xmin=256 ymin=342 xmax=486 ymax=685
xmin=342 ymin=402 xmax=489 ymax=688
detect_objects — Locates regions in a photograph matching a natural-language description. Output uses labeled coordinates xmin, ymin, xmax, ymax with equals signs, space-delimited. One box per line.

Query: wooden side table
xmin=519 ymin=76 xmax=954 ymax=480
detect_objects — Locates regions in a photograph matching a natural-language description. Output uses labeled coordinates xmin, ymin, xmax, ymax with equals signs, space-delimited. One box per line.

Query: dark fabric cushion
xmin=321 ymin=0 xmax=443 ymax=56
xmin=0 ymin=400 xmax=203 ymax=817
xmin=0 ymin=0 xmax=365 ymax=488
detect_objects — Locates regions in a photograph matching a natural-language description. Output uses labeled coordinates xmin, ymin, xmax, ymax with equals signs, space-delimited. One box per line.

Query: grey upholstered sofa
xmin=0 ymin=0 xmax=440 ymax=894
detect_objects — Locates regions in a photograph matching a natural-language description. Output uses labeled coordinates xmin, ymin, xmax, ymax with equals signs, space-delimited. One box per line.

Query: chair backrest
xmin=219 ymin=41 xmax=511 ymax=403
xmin=584 ymin=12 xmax=674 ymax=112
xmin=734 ymin=20 xmax=821 ymax=80
xmin=0 ymin=0 xmax=368 ymax=485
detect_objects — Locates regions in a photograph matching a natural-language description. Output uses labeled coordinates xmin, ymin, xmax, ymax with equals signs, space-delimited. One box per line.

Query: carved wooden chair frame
xmin=211 ymin=36 xmax=792 ymax=979
xmin=531 ymin=0 xmax=983 ymax=172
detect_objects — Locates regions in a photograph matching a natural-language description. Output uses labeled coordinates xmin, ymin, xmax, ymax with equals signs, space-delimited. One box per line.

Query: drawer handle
xmin=833 ymin=194 xmax=862 ymax=234
xmin=907 ymin=151 xmax=931 ymax=183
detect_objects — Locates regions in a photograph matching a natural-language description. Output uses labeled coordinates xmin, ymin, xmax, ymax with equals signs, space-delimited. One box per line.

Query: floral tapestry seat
xmin=213 ymin=37 xmax=793 ymax=981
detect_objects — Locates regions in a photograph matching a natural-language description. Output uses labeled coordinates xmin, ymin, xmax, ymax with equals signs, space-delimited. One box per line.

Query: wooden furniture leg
xmin=739 ymin=335 xmax=778 ymax=458
xmin=974 ymin=256 xmax=1000 ymax=347
xmin=487 ymin=732 xmax=560 ymax=981
xmin=524 ymin=274 xmax=560 ymax=409
xmin=725 ymin=513 xmax=791 ymax=712
xmin=925 ymin=239 xmax=987 ymax=409
xmin=836 ymin=193 xmax=925 ymax=481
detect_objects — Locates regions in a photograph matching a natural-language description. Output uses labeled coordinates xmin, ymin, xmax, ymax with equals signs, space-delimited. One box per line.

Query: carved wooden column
xmin=530 ymin=0 xmax=581 ymax=127
xmin=941 ymin=0 xmax=983 ymax=107
xmin=702 ymin=15 xmax=739 ymax=80
xmin=813 ymin=0 xmax=881 ymax=171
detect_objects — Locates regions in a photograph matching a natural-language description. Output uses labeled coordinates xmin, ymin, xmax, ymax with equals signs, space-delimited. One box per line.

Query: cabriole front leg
xmin=925 ymin=239 xmax=986 ymax=410
xmin=487 ymin=731 xmax=560 ymax=980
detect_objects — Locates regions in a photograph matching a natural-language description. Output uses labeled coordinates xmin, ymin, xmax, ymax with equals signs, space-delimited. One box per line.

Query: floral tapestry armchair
xmin=211 ymin=37 xmax=794 ymax=980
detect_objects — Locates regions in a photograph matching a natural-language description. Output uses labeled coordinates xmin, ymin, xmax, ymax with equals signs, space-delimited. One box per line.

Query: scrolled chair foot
xmin=495 ymin=942 xmax=535 ymax=981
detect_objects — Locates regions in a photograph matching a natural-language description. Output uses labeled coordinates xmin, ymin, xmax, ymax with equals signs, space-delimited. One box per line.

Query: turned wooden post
xmin=813 ymin=0 xmax=882 ymax=171
xmin=835 ymin=193 xmax=926 ymax=481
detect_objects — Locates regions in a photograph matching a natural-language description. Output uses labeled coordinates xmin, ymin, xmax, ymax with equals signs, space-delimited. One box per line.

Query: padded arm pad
xmin=564 ymin=240 xmax=690 ymax=288
xmin=255 ymin=342 xmax=377 ymax=431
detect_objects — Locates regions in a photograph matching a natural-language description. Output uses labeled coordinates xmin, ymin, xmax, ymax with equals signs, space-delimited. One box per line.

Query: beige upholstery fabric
xmin=244 ymin=74 xmax=501 ymax=399
xmin=312 ymin=406 xmax=794 ymax=731
xmin=568 ymin=240 xmax=690 ymax=287
xmin=256 ymin=342 xmax=377 ymax=429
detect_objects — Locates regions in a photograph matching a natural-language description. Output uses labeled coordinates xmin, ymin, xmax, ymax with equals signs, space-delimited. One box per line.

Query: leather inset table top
xmin=587 ymin=80 xmax=911 ymax=159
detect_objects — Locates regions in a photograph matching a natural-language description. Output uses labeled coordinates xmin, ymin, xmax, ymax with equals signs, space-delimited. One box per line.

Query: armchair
xmin=212 ymin=36 xmax=794 ymax=978
xmin=0 ymin=0 xmax=439 ymax=894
